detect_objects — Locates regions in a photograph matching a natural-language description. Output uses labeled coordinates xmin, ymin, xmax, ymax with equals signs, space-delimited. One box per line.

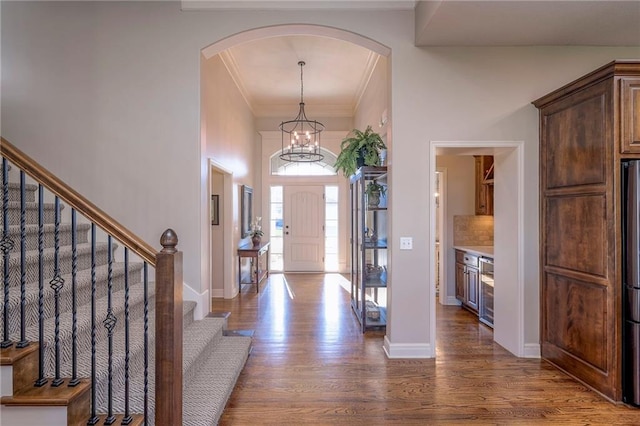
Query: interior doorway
xmin=209 ymin=159 xmax=235 ymax=302
xmin=430 ymin=141 xmax=530 ymax=358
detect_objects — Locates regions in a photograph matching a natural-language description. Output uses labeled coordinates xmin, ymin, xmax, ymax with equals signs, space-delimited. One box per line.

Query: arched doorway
xmin=200 ymin=25 xmax=391 ymax=301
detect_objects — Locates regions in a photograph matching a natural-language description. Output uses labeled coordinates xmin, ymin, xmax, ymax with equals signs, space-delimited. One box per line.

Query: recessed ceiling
xmin=220 ymin=36 xmax=380 ymax=118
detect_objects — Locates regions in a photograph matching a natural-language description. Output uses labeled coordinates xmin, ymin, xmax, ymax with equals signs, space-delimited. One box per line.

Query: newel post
xmin=155 ymin=229 xmax=183 ymax=425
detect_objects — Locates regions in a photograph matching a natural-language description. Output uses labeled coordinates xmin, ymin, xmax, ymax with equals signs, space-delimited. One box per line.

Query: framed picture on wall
xmin=211 ymin=194 xmax=219 ymax=226
xmin=241 ymin=185 xmax=253 ymax=238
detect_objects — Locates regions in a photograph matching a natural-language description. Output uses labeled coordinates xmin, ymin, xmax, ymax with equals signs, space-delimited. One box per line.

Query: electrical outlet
xmin=400 ymin=237 xmax=413 ymax=250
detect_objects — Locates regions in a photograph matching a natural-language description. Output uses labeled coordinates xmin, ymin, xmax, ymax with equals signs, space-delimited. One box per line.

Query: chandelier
xmin=279 ymin=61 xmax=325 ymax=163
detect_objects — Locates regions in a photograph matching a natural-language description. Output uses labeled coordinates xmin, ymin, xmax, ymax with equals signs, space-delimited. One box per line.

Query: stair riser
xmin=5 ymin=182 xmax=38 ymax=203
xmin=1 ymin=264 xmax=144 ymax=337
xmin=2 ymin=243 xmax=113 ymax=289
xmin=182 ymin=328 xmax=224 ymax=387
xmin=5 ymin=223 xmax=91 ymax=254
xmin=1 ymin=202 xmax=60 ymax=227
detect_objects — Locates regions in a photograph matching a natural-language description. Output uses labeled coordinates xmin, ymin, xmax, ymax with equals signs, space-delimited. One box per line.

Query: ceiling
xmin=202 ymin=0 xmax=639 ymax=119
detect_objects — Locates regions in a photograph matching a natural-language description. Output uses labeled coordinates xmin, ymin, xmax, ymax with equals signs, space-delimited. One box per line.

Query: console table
xmin=237 ymin=241 xmax=270 ymax=292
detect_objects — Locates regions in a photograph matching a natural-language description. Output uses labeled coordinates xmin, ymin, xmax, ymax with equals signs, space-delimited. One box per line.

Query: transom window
xmin=270 ymin=148 xmax=338 ymax=176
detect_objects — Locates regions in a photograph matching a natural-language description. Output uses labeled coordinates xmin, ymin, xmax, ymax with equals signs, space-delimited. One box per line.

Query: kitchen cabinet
xmin=533 ymin=61 xmax=640 ymax=402
xmin=350 ymin=166 xmax=388 ymax=332
xmin=455 ymin=249 xmax=479 ymax=312
xmin=474 ymin=155 xmax=494 ymax=215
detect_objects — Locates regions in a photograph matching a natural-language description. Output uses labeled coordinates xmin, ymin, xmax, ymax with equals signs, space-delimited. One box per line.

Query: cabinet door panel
xmin=455 ymin=262 xmax=466 ymax=303
xmin=467 ymin=267 xmax=479 ymax=311
xmin=543 ymin=84 xmax=608 ymax=189
xmin=621 ymin=78 xmax=640 ymax=153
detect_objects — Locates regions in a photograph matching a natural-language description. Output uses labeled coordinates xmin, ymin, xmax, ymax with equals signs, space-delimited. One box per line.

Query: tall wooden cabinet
xmin=533 ymin=61 xmax=640 ymax=401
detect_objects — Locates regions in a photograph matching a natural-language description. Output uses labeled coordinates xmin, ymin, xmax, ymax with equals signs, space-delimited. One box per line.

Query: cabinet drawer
xmin=455 ymin=250 xmax=479 ymax=267
xmin=621 ymin=78 xmax=640 ymax=153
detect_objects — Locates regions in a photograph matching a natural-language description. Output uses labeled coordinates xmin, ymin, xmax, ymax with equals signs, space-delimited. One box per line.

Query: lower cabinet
xmin=455 ymin=250 xmax=479 ymax=313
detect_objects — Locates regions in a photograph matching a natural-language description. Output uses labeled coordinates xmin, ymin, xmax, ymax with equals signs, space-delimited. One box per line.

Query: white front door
xmin=284 ymin=185 xmax=325 ymax=271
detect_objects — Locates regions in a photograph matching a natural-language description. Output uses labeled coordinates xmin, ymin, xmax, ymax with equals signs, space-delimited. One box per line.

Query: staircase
xmin=0 ymin=140 xmax=251 ymax=425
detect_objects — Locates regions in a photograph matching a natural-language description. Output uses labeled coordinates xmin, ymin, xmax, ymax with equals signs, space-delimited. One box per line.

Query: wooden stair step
xmin=1 ymin=378 xmax=91 ymax=426
xmin=1 ymin=378 xmax=90 ymax=406
xmin=1 ymin=343 xmax=39 ymax=394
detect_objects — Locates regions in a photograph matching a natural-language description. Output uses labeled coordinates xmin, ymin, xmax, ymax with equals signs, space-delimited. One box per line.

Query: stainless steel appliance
xmin=479 ymin=257 xmax=494 ymax=328
xmin=623 ymin=160 xmax=640 ymax=407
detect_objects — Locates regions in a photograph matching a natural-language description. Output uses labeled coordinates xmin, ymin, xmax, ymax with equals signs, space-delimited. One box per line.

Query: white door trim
xmin=208 ymin=158 xmax=236 ymax=300
xmin=429 ymin=140 xmax=530 ymax=358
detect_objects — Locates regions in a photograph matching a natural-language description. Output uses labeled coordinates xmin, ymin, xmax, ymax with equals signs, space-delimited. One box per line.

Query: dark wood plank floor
xmin=211 ymin=273 xmax=640 ymax=424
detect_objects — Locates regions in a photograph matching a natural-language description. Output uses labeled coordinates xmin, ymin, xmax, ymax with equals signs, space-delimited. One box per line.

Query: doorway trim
xmin=429 ymin=140 xmax=530 ymax=358
xmin=208 ymin=158 xmax=236 ymax=300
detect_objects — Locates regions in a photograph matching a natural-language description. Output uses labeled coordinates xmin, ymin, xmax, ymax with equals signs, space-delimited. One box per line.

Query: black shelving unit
xmin=350 ymin=166 xmax=388 ymax=332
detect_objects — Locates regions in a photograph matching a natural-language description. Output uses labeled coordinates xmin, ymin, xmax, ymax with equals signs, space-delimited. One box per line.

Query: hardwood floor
xmin=211 ymin=273 xmax=640 ymax=424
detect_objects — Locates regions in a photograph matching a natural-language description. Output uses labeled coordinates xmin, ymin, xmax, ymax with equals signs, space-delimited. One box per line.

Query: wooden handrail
xmin=1 ymin=137 xmax=156 ymax=265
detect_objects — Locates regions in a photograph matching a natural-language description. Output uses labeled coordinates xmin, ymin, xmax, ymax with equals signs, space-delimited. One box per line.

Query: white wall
xmin=2 ymin=1 xmax=639 ymax=355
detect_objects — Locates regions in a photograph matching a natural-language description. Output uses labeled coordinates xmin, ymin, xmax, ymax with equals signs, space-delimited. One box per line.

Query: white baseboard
xmin=210 ymin=288 xmax=224 ymax=298
xmin=522 ymin=343 xmax=541 ymax=358
xmin=182 ymin=282 xmax=209 ymax=321
xmin=442 ymin=296 xmax=461 ymax=306
xmin=383 ymin=335 xmax=434 ymax=358
xmin=1 ymin=365 xmax=13 ymax=396
xmin=0 ymin=405 xmax=67 ymax=426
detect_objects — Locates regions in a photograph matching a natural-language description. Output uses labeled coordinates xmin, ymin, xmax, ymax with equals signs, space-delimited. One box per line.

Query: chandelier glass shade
xmin=279 ymin=61 xmax=325 ymax=163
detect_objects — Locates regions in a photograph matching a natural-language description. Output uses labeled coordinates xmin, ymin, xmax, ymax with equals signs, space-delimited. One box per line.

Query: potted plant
xmin=334 ymin=126 xmax=387 ymax=177
xmin=365 ymin=181 xmax=386 ymax=208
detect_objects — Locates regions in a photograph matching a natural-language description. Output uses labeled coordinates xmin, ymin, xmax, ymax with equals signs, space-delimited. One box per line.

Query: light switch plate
xmin=400 ymin=237 xmax=413 ymax=250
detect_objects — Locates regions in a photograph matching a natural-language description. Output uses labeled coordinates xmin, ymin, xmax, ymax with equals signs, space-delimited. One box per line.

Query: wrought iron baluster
xmin=35 ymin=185 xmax=47 ymax=386
xmin=1 ymin=158 xmax=13 ymax=348
xmin=87 ymin=224 xmax=98 ymax=425
xmin=50 ymin=196 xmax=64 ymax=387
xmin=17 ymin=171 xmax=28 ymax=348
xmin=143 ymin=262 xmax=149 ymax=426
xmin=69 ymin=209 xmax=79 ymax=386
xmin=122 ymin=248 xmax=132 ymax=425
xmin=103 ymin=235 xmax=116 ymax=425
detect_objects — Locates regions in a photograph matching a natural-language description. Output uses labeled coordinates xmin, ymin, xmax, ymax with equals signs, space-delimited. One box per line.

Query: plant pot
xmin=251 ymin=236 xmax=261 ymax=246
xmin=367 ymin=191 xmax=381 ymax=208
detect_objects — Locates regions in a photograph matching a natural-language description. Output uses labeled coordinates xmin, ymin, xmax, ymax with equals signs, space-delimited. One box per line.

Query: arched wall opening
xmin=199 ymin=25 xmax=392 ymax=308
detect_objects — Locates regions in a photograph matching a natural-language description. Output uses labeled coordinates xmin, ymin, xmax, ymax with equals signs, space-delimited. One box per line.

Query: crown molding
xmin=218 ymin=50 xmax=256 ymax=115
xmin=183 ymin=1 xmax=417 ymax=12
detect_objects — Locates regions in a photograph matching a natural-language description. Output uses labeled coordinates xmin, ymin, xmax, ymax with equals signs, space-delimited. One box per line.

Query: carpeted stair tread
xmin=9 ymin=182 xmax=38 ymax=203
xmin=6 ymin=182 xmax=38 ymax=202
xmin=182 ymin=336 xmax=252 ymax=426
xmin=2 ymin=242 xmax=115 ymax=288
xmin=1 ymin=200 xmax=62 ymax=226
xmin=5 ymin=222 xmax=92 ymax=253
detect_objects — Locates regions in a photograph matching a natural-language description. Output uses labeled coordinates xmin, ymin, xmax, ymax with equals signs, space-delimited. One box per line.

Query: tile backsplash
xmin=454 ymin=215 xmax=494 ymax=246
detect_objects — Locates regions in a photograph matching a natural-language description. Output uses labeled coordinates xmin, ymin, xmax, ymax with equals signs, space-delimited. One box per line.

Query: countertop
xmin=453 ymin=245 xmax=494 ymax=258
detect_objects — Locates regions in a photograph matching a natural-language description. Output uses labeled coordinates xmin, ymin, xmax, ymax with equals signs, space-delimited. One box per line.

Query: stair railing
xmin=1 ymin=137 xmax=183 ymax=425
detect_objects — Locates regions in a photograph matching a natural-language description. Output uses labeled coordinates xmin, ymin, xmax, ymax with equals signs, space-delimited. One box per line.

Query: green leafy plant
xmin=334 ymin=126 xmax=387 ymax=177
xmin=365 ymin=181 xmax=386 ymax=197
